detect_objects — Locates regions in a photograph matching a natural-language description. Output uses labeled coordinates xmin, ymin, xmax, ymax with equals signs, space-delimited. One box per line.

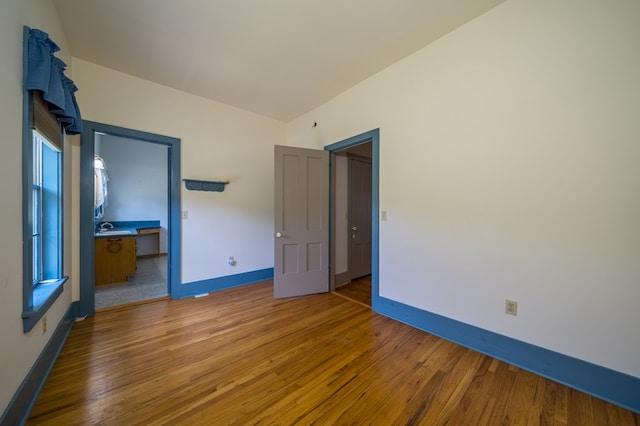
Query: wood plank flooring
xmin=28 ymin=281 xmax=638 ymax=425
xmin=333 ymin=275 xmax=372 ymax=307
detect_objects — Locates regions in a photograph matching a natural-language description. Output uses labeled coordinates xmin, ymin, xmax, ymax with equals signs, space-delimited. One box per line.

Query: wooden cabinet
xmin=95 ymin=236 xmax=137 ymax=286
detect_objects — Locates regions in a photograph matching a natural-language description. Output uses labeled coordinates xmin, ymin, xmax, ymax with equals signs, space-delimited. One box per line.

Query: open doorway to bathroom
xmin=93 ymin=133 xmax=169 ymax=309
xmin=78 ymin=121 xmax=181 ymax=318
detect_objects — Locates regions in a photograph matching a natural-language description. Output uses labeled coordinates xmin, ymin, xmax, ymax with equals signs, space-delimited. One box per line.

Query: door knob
xmin=352 ymin=226 xmax=357 ymax=231
xmin=275 ymin=232 xmax=282 ymax=238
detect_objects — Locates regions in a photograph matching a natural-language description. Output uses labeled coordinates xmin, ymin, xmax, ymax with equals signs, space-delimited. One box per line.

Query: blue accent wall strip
xmin=177 ymin=268 xmax=274 ymax=298
xmin=373 ymin=296 xmax=640 ymax=414
xmin=1 ymin=302 xmax=77 ymax=426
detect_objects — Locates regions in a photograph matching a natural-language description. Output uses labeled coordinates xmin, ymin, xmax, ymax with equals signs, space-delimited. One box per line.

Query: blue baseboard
xmin=176 ymin=268 xmax=274 ymax=298
xmin=373 ymin=296 xmax=640 ymax=414
xmin=1 ymin=301 xmax=77 ymax=426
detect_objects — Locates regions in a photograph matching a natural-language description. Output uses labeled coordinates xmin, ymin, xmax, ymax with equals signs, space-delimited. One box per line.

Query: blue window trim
xmin=22 ymin=26 xmax=66 ymax=333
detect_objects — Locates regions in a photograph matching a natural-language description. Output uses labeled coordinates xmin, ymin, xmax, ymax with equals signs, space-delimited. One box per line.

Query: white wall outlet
xmin=228 ymin=256 xmax=236 ymax=266
xmin=381 ymin=210 xmax=388 ymax=221
xmin=182 ymin=210 xmax=189 ymax=220
xmin=505 ymin=299 xmax=518 ymax=316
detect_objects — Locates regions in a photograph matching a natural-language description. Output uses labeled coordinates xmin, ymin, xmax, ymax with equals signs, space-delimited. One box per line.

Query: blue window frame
xmin=22 ymin=96 xmax=67 ymax=332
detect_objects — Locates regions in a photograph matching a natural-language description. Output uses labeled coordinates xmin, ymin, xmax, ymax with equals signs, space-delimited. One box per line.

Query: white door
xmin=274 ymin=145 xmax=329 ymax=298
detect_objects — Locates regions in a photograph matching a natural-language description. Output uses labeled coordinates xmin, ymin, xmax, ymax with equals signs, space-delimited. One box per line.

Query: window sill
xmin=22 ymin=276 xmax=68 ymax=332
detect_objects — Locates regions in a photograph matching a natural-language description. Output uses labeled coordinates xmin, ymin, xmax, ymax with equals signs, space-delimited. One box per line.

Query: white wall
xmin=287 ymin=0 xmax=640 ymax=378
xmin=97 ymin=134 xmax=169 ymax=255
xmin=71 ymin=59 xmax=286 ymax=284
xmin=0 ymin=0 xmax=75 ymax=413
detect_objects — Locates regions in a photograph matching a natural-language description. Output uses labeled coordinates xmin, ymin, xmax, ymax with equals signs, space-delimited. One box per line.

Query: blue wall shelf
xmin=183 ymin=179 xmax=228 ymax=192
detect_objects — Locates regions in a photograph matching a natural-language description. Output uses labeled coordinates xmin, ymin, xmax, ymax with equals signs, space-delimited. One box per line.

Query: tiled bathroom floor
xmin=95 ymin=256 xmax=168 ymax=309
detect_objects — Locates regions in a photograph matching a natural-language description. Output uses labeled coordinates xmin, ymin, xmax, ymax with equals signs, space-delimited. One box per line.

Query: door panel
xmin=349 ymin=157 xmax=372 ymax=279
xmin=274 ymin=145 xmax=329 ymax=298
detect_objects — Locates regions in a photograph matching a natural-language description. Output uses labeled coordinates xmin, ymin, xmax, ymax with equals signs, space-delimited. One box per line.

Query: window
xmin=22 ymin=26 xmax=80 ymax=331
xmin=22 ymin=98 xmax=68 ymax=332
xmin=32 ymin=131 xmax=62 ymax=286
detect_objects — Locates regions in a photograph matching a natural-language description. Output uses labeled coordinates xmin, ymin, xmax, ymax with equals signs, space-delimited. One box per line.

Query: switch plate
xmin=381 ymin=210 xmax=388 ymax=221
xmin=182 ymin=210 xmax=188 ymax=220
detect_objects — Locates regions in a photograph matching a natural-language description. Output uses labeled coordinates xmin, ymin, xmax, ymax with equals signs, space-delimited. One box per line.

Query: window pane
xmin=32 ymin=131 xmax=62 ymax=284
xmin=41 ymin=140 xmax=61 ymax=280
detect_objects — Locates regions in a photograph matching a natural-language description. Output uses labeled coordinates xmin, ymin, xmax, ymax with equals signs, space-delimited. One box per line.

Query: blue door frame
xmin=325 ymin=128 xmax=380 ymax=307
xmin=78 ymin=121 xmax=181 ymax=317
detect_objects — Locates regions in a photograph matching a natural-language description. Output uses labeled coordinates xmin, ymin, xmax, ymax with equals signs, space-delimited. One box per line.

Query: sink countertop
xmin=105 ymin=220 xmax=161 ymax=230
xmin=95 ymin=220 xmax=161 ymax=238
xmin=94 ymin=228 xmax=137 ymax=238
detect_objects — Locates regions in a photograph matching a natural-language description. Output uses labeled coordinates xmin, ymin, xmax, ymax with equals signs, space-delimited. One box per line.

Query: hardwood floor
xmin=28 ymin=281 xmax=638 ymax=425
xmin=333 ymin=275 xmax=372 ymax=307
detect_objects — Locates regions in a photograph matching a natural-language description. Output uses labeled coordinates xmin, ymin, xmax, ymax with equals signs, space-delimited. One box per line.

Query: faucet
xmin=100 ymin=222 xmax=114 ymax=231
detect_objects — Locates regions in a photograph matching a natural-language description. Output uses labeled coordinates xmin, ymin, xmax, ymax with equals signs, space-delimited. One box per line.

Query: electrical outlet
xmin=42 ymin=316 xmax=47 ymax=334
xmin=381 ymin=210 xmax=388 ymax=221
xmin=228 ymin=256 xmax=236 ymax=266
xmin=182 ymin=210 xmax=189 ymax=220
xmin=505 ymin=299 xmax=518 ymax=316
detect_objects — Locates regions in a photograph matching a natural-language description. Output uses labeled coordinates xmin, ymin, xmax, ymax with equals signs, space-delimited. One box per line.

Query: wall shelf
xmin=183 ymin=179 xmax=228 ymax=192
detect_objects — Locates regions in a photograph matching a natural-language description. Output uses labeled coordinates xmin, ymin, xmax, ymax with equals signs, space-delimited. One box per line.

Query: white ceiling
xmin=52 ymin=0 xmax=506 ymax=122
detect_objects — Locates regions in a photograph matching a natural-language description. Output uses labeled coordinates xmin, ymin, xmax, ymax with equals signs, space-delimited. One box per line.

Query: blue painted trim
xmin=325 ymin=129 xmax=380 ymax=301
xmin=375 ymin=296 xmax=640 ymax=413
xmin=177 ymin=268 xmax=274 ymax=298
xmin=1 ymin=302 xmax=77 ymax=425
xmin=79 ymin=121 xmax=181 ymax=316
xmin=22 ymin=277 xmax=68 ymax=333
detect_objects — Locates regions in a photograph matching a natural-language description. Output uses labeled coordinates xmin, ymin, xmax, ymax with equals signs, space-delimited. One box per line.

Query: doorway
xmin=325 ymin=129 xmax=380 ymax=310
xmin=332 ymin=144 xmax=373 ymax=306
xmin=93 ymin=133 xmax=169 ymax=308
xmin=78 ymin=121 xmax=181 ymax=318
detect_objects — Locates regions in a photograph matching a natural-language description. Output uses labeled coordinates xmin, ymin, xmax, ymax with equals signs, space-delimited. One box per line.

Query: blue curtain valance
xmin=25 ymin=27 xmax=82 ymax=135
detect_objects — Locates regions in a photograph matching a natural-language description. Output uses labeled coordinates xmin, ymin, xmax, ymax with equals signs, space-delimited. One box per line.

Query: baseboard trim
xmin=373 ymin=296 xmax=640 ymax=414
xmin=177 ymin=268 xmax=274 ymax=298
xmin=1 ymin=301 xmax=77 ymax=426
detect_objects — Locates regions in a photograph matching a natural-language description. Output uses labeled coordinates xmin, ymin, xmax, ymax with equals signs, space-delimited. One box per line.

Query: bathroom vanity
xmin=94 ymin=220 xmax=161 ymax=286
xmin=95 ymin=235 xmax=137 ymax=286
